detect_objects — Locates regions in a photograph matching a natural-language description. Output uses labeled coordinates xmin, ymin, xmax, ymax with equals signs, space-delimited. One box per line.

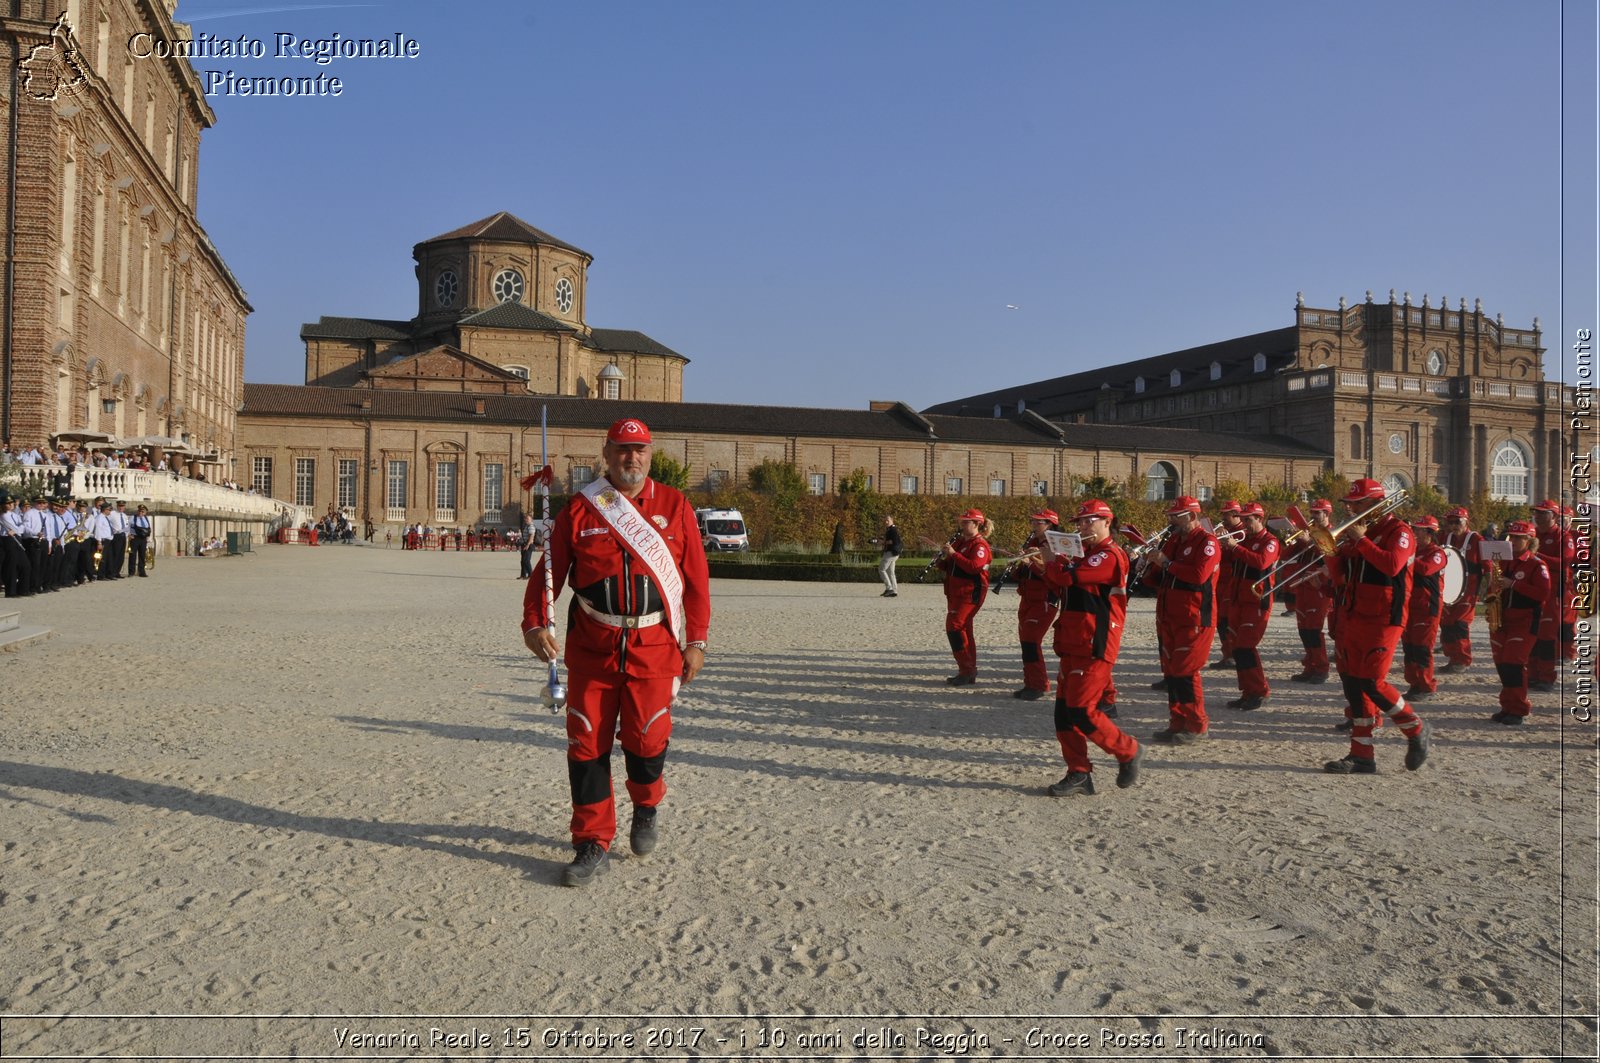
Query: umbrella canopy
xmin=125 ymin=435 xmax=193 ymax=453
xmin=50 ymin=429 xmax=117 ymax=445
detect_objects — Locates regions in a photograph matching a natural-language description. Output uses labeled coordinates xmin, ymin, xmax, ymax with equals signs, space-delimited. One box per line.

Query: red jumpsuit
xmin=522 ymin=477 xmax=711 ymax=850
xmin=939 ymin=534 xmax=991 ymax=677
xmin=1290 ymin=546 xmax=1333 ymax=678
xmin=1334 ymin=513 xmax=1424 ymax=760
xmin=1012 ymin=534 xmax=1060 ymax=694
xmin=1531 ymin=526 xmax=1579 ymax=684
xmin=1144 ymin=524 xmax=1219 ymax=735
xmin=1490 ymin=551 xmax=1550 ymax=718
xmin=1042 ymin=536 xmax=1138 ymax=775
xmin=1439 ymin=529 xmax=1484 ymax=667
xmin=1224 ymin=528 xmax=1279 ymax=699
xmin=1215 ymin=520 xmax=1243 ymax=663
xmin=1401 ymin=543 xmax=1448 ymax=694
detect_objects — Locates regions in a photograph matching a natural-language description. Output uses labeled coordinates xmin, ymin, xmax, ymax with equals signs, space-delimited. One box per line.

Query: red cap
xmin=1166 ymin=495 xmax=1202 ymax=516
xmin=1241 ymin=502 xmax=1265 ymax=518
xmin=1343 ymin=477 xmax=1385 ymax=502
xmin=1410 ymin=516 xmax=1439 ymax=531
xmin=957 ymin=508 xmax=985 ymax=523
xmin=1310 ymin=499 xmax=1334 ymax=513
xmin=1562 ymin=504 xmax=1576 ymax=517
xmin=1028 ymin=509 xmax=1060 ymax=525
xmin=1074 ymin=499 xmax=1113 ymax=520
xmin=606 ymin=418 xmax=652 ymax=445
xmin=1505 ymin=520 xmax=1536 ymax=537
xmin=1446 ymin=506 xmax=1469 ymax=520
xmin=1532 ymin=499 xmax=1560 ymax=513
xmin=1220 ymin=500 xmax=1242 ymax=514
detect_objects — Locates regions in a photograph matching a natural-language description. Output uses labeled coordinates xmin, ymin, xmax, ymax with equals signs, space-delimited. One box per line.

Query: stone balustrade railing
xmin=12 ymin=464 xmax=307 ymax=528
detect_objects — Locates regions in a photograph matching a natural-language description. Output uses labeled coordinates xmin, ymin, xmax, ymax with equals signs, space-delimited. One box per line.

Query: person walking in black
xmin=872 ymin=515 xmax=902 ymax=596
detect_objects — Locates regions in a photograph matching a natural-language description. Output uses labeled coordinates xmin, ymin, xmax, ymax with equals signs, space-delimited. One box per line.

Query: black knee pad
xmin=1298 ymin=627 xmax=1322 ymax=650
xmin=568 ymin=755 xmax=612 ymax=806
xmin=1233 ymin=647 xmax=1259 ymax=671
xmin=947 ymin=630 xmax=964 ymax=653
xmin=1402 ymin=643 xmax=1428 ymax=667
xmin=1339 ymin=672 xmax=1365 ymax=708
xmin=1167 ymin=673 xmax=1196 ymax=704
xmin=624 ymin=745 xmax=668 ymax=786
xmin=1532 ymin=640 xmax=1555 ymax=662
xmin=1440 ymin=621 xmax=1465 ymax=644
xmin=1054 ymin=699 xmax=1096 ymax=734
xmin=1496 ymin=663 xmax=1524 ymax=689
xmin=1021 ymin=641 xmax=1041 ymax=663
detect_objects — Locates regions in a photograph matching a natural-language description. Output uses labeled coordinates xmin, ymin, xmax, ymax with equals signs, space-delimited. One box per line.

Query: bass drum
xmin=1439 ymin=546 xmax=1466 ymax=606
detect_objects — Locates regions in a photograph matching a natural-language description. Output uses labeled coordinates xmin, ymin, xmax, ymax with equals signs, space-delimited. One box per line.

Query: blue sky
xmin=175 ymin=0 xmax=1591 ymax=409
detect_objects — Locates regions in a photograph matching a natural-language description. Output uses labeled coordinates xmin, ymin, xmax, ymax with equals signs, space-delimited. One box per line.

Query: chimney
xmin=473 ymin=398 xmax=486 ymax=416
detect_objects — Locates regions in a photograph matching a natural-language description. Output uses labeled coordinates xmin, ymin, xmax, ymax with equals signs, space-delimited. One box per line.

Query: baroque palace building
xmin=1 ymin=0 xmax=249 ymax=459
xmin=928 ymin=291 xmax=1572 ymax=505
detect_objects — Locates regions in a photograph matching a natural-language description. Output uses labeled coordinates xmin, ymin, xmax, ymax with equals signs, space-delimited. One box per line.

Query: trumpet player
xmin=1010 ymin=509 xmax=1062 ymax=700
xmin=1287 ymin=499 xmax=1334 ymax=684
xmin=1210 ymin=500 xmax=1245 ymax=669
xmin=1529 ymin=500 xmax=1578 ymax=691
xmin=935 ymin=508 xmax=993 ymax=686
xmin=1031 ymin=499 xmax=1142 ymax=796
xmin=1323 ymin=478 xmax=1430 ymax=775
xmin=1142 ymin=495 xmax=1220 ymax=744
xmin=1488 ymin=520 xmax=1550 ymax=725
xmin=1401 ymin=516 xmax=1449 ymax=699
xmin=1220 ymin=502 xmax=1278 ymax=711
xmin=1438 ymin=506 xmax=1486 ymax=671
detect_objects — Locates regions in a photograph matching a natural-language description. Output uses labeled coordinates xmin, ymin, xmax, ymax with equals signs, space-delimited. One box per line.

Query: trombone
xmin=1261 ymin=490 xmax=1409 ymax=596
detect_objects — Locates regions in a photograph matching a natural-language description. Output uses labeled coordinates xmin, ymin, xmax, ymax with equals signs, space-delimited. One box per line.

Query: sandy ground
xmin=0 ymin=543 xmax=1596 ymax=1061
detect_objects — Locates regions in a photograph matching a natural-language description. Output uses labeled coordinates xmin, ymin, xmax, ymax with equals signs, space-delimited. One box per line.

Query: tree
xmin=1213 ymin=479 xmax=1253 ymax=505
xmin=838 ymin=468 xmax=874 ymax=496
xmin=1307 ymin=468 xmax=1348 ymax=505
xmin=1078 ymin=475 xmax=1122 ymax=500
xmin=649 ymin=452 xmax=690 ymax=491
xmin=1255 ymin=480 xmax=1300 ymax=504
xmin=749 ymin=459 xmax=806 ymax=496
xmin=1405 ymin=482 xmax=1447 ymax=515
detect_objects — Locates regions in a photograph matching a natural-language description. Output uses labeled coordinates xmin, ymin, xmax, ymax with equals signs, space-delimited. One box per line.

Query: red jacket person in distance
xmin=522 ymin=417 xmax=711 ymax=886
xmin=1009 ymin=508 xmax=1062 ymax=700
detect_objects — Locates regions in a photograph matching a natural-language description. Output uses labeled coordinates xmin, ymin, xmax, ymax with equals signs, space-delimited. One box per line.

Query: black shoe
xmin=945 ymin=673 xmax=976 ymax=686
xmin=629 ymin=807 xmax=659 ymax=856
xmin=1012 ymin=687 xmax=1046 ymax=701
xmin=1226 ymin=696 xmax=1265 ymax=711
xmin=1098 ymin=702 xmax=1118 ymax=719
xmin=1405 ymin=720 xmax=1431 ymax=771
xmin=1149 ymin=728 xmax=1177 ymax=744
xmin=1047 ymin=771 xmax=1095 ymax=797
xmin=1528 ymin=681 xmax=1556 ymax=692
xmin=1116 ymin=746 xmax=1143 ymax=789
xmin=885 ymin=591 xmax=897 ymax=597
xmin=561 ymin=841 xmax=609 ymax=886
xmin=1209 ymin=659 xmax=1232 ymax=671
xmin=1149 ymin=677 xmax=1169 ymax=690
xmin=881 ymin=589 xmax=893 ymax=596
xmin=1496 ymin=713 xmax=1525 ymax=726
xmin=1323 ymin=755 xmax=1377 ymax=775
xmin=1440 ymin=662 xmax=1466 ymax=674
xmin=1333 ymin=719 xmax=1353 ymax=732
xmin=1289 ymin=671 xmax=1329 ymax=684
xmin=1169 ymin=730 xmax=1206 ymax=746
xmin=1404 ymin=688 xmax=1433 ymax=701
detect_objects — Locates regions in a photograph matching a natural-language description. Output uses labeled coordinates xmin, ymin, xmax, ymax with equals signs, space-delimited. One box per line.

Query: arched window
xmin=1145 ymin=461 xmax=1179 ymax=501
xmin=1349 ymin=424 xmax=1363 ymax=460
xmin=1489 ymin=440 xmax=1531 ymax=503
xmin=1134 ymin=376 xmax=1146 ymax=394
xmin=1209 ymin=361 xmax=1222 ymax=381
xmin=1253 ymin=353 xmax=1267 ymax=373
xmin=1169 ymin=369 xmax=1182 ymax=387
xmin=1382 ymin=472 xmax=1411 ymax=498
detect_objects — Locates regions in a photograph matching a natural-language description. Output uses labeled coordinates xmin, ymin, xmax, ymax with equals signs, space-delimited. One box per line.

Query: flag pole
xmin=537 ymin=405 xmax=565 ymax=711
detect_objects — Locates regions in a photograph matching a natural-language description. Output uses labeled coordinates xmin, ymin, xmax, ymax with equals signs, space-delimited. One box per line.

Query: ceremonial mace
xmin=533 ymin=405 xmax=566 ymax=712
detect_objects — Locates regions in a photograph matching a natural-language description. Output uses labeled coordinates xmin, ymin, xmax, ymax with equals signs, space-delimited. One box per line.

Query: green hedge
xmin=707 ymin=556 xmax=941 ymax=583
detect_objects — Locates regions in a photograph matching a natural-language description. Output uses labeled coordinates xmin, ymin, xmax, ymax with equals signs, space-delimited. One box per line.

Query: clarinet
xmin=915 ymin=532 xmax=961 ymax=583
xmin=991 ymin=537 xmax=1036 ymax=594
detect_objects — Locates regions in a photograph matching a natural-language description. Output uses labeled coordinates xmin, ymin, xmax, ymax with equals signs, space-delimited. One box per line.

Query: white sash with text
xmin=580 ymin=478 xmax=685 ymax=646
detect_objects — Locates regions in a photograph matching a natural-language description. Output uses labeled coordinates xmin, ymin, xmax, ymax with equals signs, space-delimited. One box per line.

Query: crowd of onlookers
xmin=2 ymin=442 xmax=249 ymax=492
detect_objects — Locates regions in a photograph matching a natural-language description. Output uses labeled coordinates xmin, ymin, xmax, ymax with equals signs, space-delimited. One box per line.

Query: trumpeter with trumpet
xmin=1219 ymin=502 xmax=1279 ymax=711
xmin=1210 ymin=501 xmax=1245 ymax=670
xmin=1487 ymin=520 xmax=1550 ymax=725
xmin=1282 ymin=499 xmax=1335 ymax=684
xmin=1323 ymin=478 xmax=1431 ymax=775
xmin=1438 ymin=506 xmax=1486 ymax=671
xmin=1141 ymin=495 xmax=1220 ymax=744
xmin=1008 ymin=509 xmax=1061 ymax=700
xmin=1400 ymin=516 xmax=1450 ymax=700
xmin=932 ymin=508 xmax=994 ymax=687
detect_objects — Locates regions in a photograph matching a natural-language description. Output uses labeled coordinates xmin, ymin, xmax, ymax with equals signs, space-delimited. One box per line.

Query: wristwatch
xmin=686 ymin=640 xmax=708 ymax=651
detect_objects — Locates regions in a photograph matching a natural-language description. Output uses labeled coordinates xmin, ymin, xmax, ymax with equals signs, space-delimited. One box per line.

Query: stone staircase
xmin=0 ymin=608 xmax=51 ymax=651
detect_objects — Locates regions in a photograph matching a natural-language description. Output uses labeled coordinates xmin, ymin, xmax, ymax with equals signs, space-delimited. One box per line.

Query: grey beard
xmin=614 ymin=468 xmax=646 ymax=488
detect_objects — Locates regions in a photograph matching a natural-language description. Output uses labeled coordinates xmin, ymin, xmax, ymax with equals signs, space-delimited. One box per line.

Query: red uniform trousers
xmin=1227 ymin=598 xmax=1272 ymax=698
xmin=1292 ymin=581 xmax=1331 ymax=676
xmin=1054 ymin=655 xmax=1137 ymax=774
xmin=946 ymin=587 xmax=987 ymax=676
xmin=1490 ymin=614 xmax=1538 ymax=717
xmin=1530 ymin=593 xmax=1578 ymax=683
xmin=1016 ymin=596 xmax=1059 ymax=693
xmin=1438 ymin=599 xmax=1477 ymax=668
xmin=1336 ymin=622 xmax=1423 ymax=757
xmin=1157 ymin=618 xmax=1214 ymax=734
xmin=1402 ymin=611 xmax=1442 ymax=693
xmin=564 ymin=670 xmax=677 ymax=849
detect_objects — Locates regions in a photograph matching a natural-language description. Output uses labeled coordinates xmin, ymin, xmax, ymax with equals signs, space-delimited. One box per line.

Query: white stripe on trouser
xmin=641 ymin=677 xmax=681 ymax=737
xmin=1353 ymin=735 xmax=1375 ymax=747
xmin=1384 ymin=699 xmax=1410 ymax=717
xmin=567 ymin=706 xmax=594 ymax=733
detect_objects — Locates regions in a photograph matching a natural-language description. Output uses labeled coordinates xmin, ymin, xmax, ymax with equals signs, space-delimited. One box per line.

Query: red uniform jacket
xmin=1044 ymin=536 xmax=1128 ymax=663
xmin=1336 ymin=513 xmax=1414 ymax=626
xmin=1228 ymin=527 xmax=1281 ymax=605
xmin=1498 ymin=550 xmax=1551 ymax=623
xmin=1408 ymin=543 xmax=1449 ymax=621
xmin=1215 ymin=519 xmax=1244 ymax=597
xmin=1012 ymin=533 xmax=1058 ymax=607
xmin=522 ymin=477 xmax=711 ymax=678
xmin=939 ymin=534 xmax=991 ymax=602
xmin=1145 ymin=524 xmax=1219 ymax=628
xmin=1537 ymin=526 xmax=1579 ymax=616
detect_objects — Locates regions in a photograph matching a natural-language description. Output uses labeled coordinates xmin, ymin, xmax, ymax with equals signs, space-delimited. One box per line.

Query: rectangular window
xmin=900 ymin=475 xmax=918 ymax=494
xmin=337 ymin=459 xmax=358 ymax=510
xmin=570 ymin=464 xmax=594 ymax=487
xmin=603 ymin=379 xmax=620 ymax=400
xmin=483 ymin=462 xmax=503 ymax=520
xmin=294 ymin=457 xmax=316 ymax=508
xmin=386 ymin=460 xmax=408 ymax=521
xmin=707 ymin=469 xmax=728 ymax=489
xmin=435 ymin=460 xmax=457 ymax=520
xmin=807 ymin=473 xmax=826 ymax=495
xmin=1032 ymin=480 xmax=1048 ymax=496
xmin=251 ymin=456 xmax=273 ymax=497
xmin=1197 ymin=485 xmax=1213 ymax=502
xmin=989 ymin=478 xmax=1006 ymax=496
xmin=945 ymin=477 xmax=963 ymax=494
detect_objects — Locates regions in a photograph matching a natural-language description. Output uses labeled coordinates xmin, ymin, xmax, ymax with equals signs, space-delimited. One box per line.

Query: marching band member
xmin=1220 ymin=502 xmax=1278 ymax=710
xmin=1010 ymin=509 xmax=1061 ymax=700
xmin=935 ymin=508 xmax=993 ymax=686
xmin=1401 ymin=516 xmax=1448 ymax=699
xmin=1031 ymin=499 xmax=1142 ymax=796
xmin=1288 ymin=499 xmax=1334 ymax=684
xmin=1210 ymin=500 xmax=1244 ymax=669
xmin=1529 ymin=500 xmax=1578 ymax=691
xmin=1487 ymin=521 xmax=1550 ymax=725
xmin=1438 ymin=506 xmax=1485 ymax=672
xmin=1142 ymin=495 xmax=1219 ymax=744
xmin=1323 ymin=478 xmax=1430 ymax=775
